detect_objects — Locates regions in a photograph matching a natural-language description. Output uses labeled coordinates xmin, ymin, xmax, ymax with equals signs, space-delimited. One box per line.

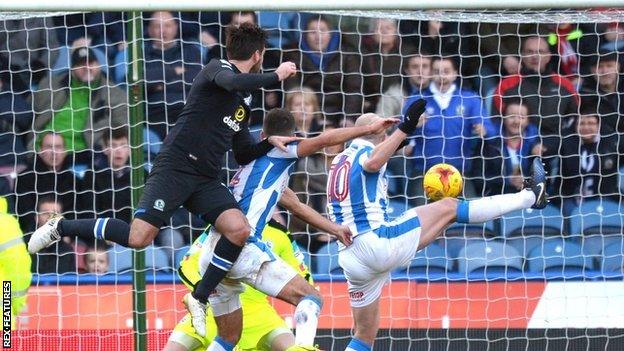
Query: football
xmin=423 ymin=163 xmax=463 ymax=201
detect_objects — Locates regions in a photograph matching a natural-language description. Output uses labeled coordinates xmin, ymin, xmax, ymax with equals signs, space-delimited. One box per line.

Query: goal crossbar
xmin=1 ymin=0 xmax=624 ymax=12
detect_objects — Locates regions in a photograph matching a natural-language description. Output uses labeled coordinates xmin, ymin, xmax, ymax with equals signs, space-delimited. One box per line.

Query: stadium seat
xmin=456 ymin=240 xmax=522 ymax=275
xmin=314 ymin=241 xmax=342 ymax=275
xmin=400 ymin=243 xmax=451 ymax=274
xmin=504 ymin=235 xmax=545 ymax=258
xmin=601 ymin=241 xmax=624 ymax=273
xmin=108 ymin=245 xmax=172 ymax=273
xmin=581 ymin=234 xmax=623 ymax=257
xmin=568 ymin=199 xmax=624 ymax=236
xmin=526 ymin=239 xmax=590 ymax=274
xmin=444 ymin=221 xmax=496 ymax=237
xmin=500 ymin=205 xmax=564 ymax=237
xmin=439 ymin=236 xmax=486 ymax=259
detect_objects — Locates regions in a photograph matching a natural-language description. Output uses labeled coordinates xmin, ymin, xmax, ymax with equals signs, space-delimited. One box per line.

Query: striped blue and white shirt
xmin=326 ymin=138 xmax=389 ymax=246
xmin=229 ymin=143 xmax=299 ymax=241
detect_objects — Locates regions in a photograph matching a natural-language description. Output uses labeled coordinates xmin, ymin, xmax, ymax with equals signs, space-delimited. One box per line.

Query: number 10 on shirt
xmin=328 ymin=155 xmax=351 ymax=202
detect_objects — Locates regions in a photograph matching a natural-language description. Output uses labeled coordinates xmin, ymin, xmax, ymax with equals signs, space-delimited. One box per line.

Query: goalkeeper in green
xmin=0 ymin=196 xmax=31 ymax=329
xmin=164 ymin=219 xmax=318 ymax=351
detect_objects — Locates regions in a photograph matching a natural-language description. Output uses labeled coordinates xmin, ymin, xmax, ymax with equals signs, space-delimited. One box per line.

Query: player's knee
xmin=128 ymin=221 xmax=159 ymax=248
xmin=223 ymin=223 xmax=250 ymax=246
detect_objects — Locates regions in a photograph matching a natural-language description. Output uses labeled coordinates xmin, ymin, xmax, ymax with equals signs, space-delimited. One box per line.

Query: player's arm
xmin=213 ymin=61 xmax=296 ymax=92
xmin=232 ymin=126 xmax=299 ymax=165
xmin=296 ymin=118 xmax=399 ymax=157
xmin=278 ymin=187 xmax=353 ymax=246
xmin=364 ymin=99 xmax=427 ymax=173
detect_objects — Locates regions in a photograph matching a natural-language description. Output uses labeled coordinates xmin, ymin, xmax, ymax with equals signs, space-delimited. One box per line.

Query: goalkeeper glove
xmin=398 ymin=98 xmax=427 ymax=135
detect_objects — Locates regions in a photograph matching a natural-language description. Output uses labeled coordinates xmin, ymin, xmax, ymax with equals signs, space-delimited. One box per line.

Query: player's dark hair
xmin=263 ymin=108 xmax=296 ymax=137
xmin=102 ymin=126 xmax=129 ymax=146
xmin=226 ymin=22 xmax=267 ymax=60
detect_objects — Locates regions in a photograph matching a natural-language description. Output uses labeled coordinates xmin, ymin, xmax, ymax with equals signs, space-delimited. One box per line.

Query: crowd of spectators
xmin=0 ymin=12 xmax=623 ymax=271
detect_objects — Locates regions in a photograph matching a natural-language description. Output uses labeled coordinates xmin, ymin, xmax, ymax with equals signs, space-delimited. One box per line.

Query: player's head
xmin=85 ymin=241 xmax=110 ymax=274
xmin=102 ymin=127 xmax=130 ymax=170
xmin=432 ymin=56 xmax=458 ymax=93
xmin=262 ymin=108 xmax=296 ymax=138
xmin=226 ymin=22 xmax=268 ymax=73
xmin=355 ymin=113 xmax=385 ymax=144
xmin=502 ymin=97 xmax=529 ymax=137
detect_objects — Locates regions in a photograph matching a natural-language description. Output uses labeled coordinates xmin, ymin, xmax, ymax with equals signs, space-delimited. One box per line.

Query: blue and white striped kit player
xmin=196 ymin=143 xmax=303 ymax=318
xmin=327 ymin=138 xmax=423 ymax=308
xmin=327 ymin=139 xmax=389 ymax=247
xmin=229 ymin=143 xmax=299 ymax=241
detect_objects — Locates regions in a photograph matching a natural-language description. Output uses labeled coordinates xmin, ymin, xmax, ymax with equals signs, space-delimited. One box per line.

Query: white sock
xmin=294 ymin=295 xmax=322 ymax=345
xmin=456 ymin=189 xmax=536 ymax=223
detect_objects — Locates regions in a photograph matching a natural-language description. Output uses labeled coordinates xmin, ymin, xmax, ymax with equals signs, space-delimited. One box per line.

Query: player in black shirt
xmin=28 ymin=23 xmax=297 ymax=302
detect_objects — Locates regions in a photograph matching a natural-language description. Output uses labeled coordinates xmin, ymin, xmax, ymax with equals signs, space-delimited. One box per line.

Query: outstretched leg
xmin=416 ymin=157 xmax=548 ymax=248
xmin=28 ymin=216 xmax=162 ymax=253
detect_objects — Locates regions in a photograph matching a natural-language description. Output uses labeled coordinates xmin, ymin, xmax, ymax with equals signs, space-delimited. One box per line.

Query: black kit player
xmin=28 ymin=23 xmax=298 ymax=306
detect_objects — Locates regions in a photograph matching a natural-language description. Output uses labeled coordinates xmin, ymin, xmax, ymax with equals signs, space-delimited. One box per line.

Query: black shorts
xmin=135 ymin=151 xmax=239 ymax=228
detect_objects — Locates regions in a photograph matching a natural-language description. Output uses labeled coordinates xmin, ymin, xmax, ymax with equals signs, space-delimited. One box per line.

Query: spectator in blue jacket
xmin=478 ymin=98 xmax=543 ymax=195
xmin=403 ymin=55 xmax=496 ymax=204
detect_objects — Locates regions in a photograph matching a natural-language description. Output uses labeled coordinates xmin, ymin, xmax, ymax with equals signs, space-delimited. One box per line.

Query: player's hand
xmin=275 ymin=62 xmax=297 ymax=81
xmin=398 ymin=99 xmax=426 ymax=135
xmin=268 ymin=135 xmax=302 ymax=152
xmin=369 ymin=117 xmax=400 ymax=134
xmin=331 ymin=224 xmax=353 ymax=246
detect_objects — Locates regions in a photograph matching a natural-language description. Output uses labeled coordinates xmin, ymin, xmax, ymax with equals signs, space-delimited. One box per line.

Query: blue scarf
xmin=300 ymin=32 xmax=340 ymax=71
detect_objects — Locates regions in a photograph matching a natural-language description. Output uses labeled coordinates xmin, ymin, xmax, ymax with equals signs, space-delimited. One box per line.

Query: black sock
xmin=59 ymin=218 xmax=130 ymax=247
xmin=192 ymin=236 xmax=243 ymax=303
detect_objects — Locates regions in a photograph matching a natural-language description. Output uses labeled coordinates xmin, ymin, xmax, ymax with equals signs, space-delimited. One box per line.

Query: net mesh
xmin=1 ymin=9 xmax=624 ymax=350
